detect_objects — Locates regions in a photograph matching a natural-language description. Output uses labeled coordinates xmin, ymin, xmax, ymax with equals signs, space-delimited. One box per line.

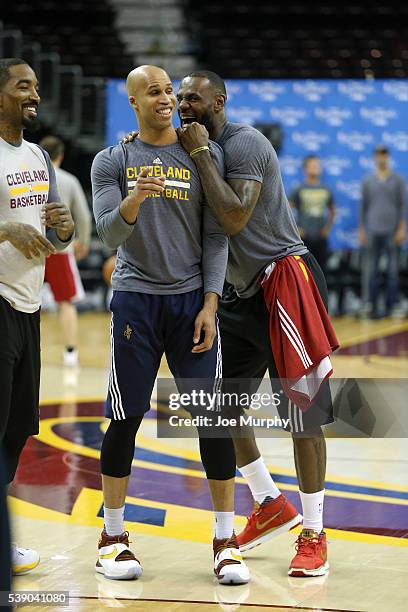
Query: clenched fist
xmin=177 ymin=122 xmax=209 ymax=154
xmin=41 ymin=202 xmax=74 ymax=241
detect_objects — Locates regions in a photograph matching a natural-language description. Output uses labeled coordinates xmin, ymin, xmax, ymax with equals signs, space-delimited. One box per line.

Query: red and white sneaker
xmin=96 ymin=530 xmax=142 ymax=580
xmin=288 ymin=529 xmax=329 ymax=577
xmin=213 ymin=534 xmax=250 ymax=585
xmin=236 ymin=494 xmax=302 ymax=552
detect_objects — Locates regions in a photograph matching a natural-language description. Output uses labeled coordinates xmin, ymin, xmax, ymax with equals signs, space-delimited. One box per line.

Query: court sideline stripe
xmin=68 ymin=596 xmax=365 ymax=611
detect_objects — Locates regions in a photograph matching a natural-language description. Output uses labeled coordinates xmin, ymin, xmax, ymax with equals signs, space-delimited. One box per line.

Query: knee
xmin=100 ymin=417 xmax=142 ymax=478
xmin=198 ymin=436 xmax=236 ymax=480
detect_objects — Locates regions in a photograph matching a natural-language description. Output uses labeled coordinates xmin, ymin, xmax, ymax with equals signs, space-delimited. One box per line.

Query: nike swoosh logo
xmin=231 ymin=552 xmax=243 ymax=562
xmin=100 ymin=545 xmax=118 ymax=560
xmin=256 ymin=511 xmax=281 ymax=530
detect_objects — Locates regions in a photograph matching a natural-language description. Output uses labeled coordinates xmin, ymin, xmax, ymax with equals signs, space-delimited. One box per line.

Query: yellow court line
xmin=9 ymin=492 xmax=408 ymax=549
xmin=36 ymin=417 xmax=408 ymax=505
xmin=338 ymin=320 xmax=408 ymax=348
xmin=40 ymin=396 xmax=105 ymax=406
xmin=135 ymin=427 xmax=408 ymax=494
xmin=38 ymin=413 xmax=408 ymax=493
xmin=38 ymin=403 xmax=408 ymax=493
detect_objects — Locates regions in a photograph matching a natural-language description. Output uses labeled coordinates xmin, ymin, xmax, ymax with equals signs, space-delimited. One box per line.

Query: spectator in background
xmin=290 ymin=155 xmax=336 ymax=277
xmin=40 ymin=136 xmax=92 ymax=366
xmin=359 ymin=145 xmax=406 ymax=319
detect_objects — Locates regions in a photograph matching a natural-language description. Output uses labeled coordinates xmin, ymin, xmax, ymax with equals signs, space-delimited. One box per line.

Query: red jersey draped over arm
xmin=261 ymin=255 xmax=339 ymax=411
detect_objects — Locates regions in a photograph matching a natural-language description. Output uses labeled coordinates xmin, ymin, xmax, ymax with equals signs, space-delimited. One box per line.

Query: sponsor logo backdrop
xmin=107 ymin=79 xmax=408 ymax=249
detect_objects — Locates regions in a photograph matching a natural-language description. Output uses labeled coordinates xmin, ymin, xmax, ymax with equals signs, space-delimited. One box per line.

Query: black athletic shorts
xmin=0 ymin=296 xmax=41 ymax=442
xmin=218 ymin=252 xmax=334 ymax=433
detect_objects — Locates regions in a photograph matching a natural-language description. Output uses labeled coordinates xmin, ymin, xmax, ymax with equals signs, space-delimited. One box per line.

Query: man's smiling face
xmin=0 ymin=63 xmax=41 ymax=132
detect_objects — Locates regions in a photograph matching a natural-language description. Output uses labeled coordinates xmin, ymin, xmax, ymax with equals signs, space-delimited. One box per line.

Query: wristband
xmin=189 ymin=146 xmax=210 ymax=157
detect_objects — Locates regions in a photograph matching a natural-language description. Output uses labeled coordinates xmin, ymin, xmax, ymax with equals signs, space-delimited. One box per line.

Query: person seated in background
xmin=289 ymin=155 xmax=336 ymax=278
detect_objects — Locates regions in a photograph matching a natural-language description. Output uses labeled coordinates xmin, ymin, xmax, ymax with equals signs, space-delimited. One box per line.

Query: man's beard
xmin=199 ymin=111 xmax=216 ymax=136
xmin=22 ymin=115 xmax=41 ymax=132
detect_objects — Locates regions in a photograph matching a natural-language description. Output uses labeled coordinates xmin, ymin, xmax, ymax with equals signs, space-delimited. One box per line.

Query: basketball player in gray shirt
xmin=91 ymin=65 xmax=250 ymax=584
xmin=176 ymin=71 xmax=333 ymax=577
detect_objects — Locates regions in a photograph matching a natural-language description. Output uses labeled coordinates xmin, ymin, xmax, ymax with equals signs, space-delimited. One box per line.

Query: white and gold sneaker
xmin=96 ymin=530 xmax=142 ymax=580
xmin=213 ymin=534 xmax=250 ymax=585
xmin=12 ymin=543 xmax=40 ymax=575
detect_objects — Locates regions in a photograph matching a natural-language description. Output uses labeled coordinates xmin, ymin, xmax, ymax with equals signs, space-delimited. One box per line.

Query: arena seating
xmin=185 ymin=0 xmax=408 ymax=78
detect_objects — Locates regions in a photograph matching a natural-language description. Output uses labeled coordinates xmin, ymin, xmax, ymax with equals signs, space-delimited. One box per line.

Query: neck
xmin=377 ymin=167 xmax=390 ymax=177
xmin=138 ymin=125 xmax=178 ymax=146
xmin=208 ymin=115 xmax=228 ymax=142
xmin=0 ymin=123 xmax=23 ymax=146
xmin=306 ymin=176 xmax=319 ymax=185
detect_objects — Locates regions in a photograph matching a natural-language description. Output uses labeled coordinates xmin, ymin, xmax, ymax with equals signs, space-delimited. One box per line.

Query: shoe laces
xmin=246 ymin=496 xmax=274 ymax=524
xmin=294 ymin=532 xmax=320 ymax=557
xmin=214 ymin=534 xmax=238 ymax=555
xmin=101 ymin=530 xmax=132 ymax=546
xmin=246 ymin=501 xmax=260 ymax=523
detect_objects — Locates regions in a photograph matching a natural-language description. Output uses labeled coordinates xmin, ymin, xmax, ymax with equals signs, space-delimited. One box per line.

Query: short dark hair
xmin=0 ymin=58 xmax=28 ymax=90
xmin=39 ymin=135 xmax=65 ymax=160
xmin=184 ymin=70 xmax=227 ymax=96
xmin=374 ymin=144 xmax=389 ymax=155
xmin=303 ymin=155 xmax=319 ymax=168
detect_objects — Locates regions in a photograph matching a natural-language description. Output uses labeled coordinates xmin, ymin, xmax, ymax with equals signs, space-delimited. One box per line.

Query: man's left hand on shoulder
xmin=177 ymin=123 xmax=209 ymax=154
xmin=42 ymin=202 xmax=74 ymax=241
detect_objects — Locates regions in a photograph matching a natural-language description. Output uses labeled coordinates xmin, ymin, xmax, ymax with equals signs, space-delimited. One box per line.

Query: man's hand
xmin=177 ymin=123 xmax=209 ymax=155
xmin=73 ymin=240 xmax=89 ymax=261
xmin=320 ymin=225 xmax=330 ymax=238
xmin=121 ymin=130 xmax=138 ymax=144
xmin=0 ymin=222 xmax=56 ymax=259
xmin=132 ymin=166 xmax=166 ymax=204
xmin=119 ymin=167 xmax=166 ymax=225
xmin=192 ymin=293 xmax=218 ymax=353
xmin=42 ymin=202 xmax=74 ymax=241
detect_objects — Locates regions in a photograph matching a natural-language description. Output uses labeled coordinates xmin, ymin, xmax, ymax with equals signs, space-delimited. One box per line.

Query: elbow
xmin=225 ymin=217 xmax=248 ymax=236
xmin=96 ymin=225 xmax=119 ymax=250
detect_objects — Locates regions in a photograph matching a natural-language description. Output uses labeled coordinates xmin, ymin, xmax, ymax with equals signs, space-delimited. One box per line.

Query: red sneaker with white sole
xmin=236 ymin=493 xmax=302 ymax=552
xmin=288 ymin=529 xmax=329 ymax=577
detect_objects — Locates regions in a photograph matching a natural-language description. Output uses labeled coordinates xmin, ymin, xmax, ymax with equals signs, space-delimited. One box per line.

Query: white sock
xmin=104 ymin=505 xmax=125 ymax=536
xmin=239 ymin=457 xmax=281 ymax=503
xmin=299 ymin=490 xmax=324 ymax=533
xmin=214 ymin=511 xmax=234 ymax=539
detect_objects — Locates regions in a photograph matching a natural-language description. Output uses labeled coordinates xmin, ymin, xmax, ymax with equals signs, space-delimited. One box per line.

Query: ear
xmin=129 ymin=95 xmax=138 ymax=111
xmin=214 ymin=94 xmax=226 ymax=112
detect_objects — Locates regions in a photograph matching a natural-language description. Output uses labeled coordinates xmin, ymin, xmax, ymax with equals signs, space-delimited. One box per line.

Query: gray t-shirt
xmin=361 ymin=172 xmax=406 ymax=237
xmin=91 ymin=138 xmax=227 ymax=296
xmin=216 ymin=122 xmax=306 ymax=298
xmin=290 ymin=183 xmax=334 ymax=239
